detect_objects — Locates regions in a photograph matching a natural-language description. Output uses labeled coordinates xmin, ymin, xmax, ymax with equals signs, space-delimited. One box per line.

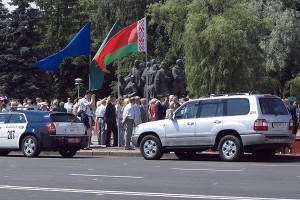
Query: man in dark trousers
xmin=105 ymin=94 xmax=118 ymax=147
xmin=155 ymin=95 xmax=167 ymax=121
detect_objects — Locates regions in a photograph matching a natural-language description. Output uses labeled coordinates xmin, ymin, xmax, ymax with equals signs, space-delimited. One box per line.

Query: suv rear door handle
xmin=187 ymin=122 xmax=194 ymax=125
xmin=214 ymin=120 xmax=221 ymax=124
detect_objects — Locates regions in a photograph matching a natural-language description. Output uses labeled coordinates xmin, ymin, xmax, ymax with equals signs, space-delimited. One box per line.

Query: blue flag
xmin=89 ymin=21 xmax=121 ymax=91
xmin=35 ymin=22 xmax=91 ymax=72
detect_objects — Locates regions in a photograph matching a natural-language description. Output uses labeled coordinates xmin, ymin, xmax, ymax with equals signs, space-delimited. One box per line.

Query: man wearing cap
xmin=79 ymin=90 xmax=95 ymax=147
xmin=122 ymin=97 xmax=135 ymax=150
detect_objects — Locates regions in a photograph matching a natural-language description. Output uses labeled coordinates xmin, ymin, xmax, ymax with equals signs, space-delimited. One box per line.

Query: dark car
xmin=0 ymin=110 xmax=88 ymax=157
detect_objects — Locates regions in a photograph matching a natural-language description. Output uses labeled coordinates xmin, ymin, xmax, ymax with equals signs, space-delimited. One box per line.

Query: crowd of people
xmin=80 ymin=90 xmax=193 ymax=150
xmin=0 ymin=91 xmax=193 ymax=150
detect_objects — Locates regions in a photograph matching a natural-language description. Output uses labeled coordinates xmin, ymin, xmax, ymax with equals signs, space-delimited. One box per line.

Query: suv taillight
xmin=288 ymin=119 xmax=294 ymax=130
xmin=254 ymin=119 xmax=268 ymax=131
xmin=46 ymin=122 xmax=56 ymax=134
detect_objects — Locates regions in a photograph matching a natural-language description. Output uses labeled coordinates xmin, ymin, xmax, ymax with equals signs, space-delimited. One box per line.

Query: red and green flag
xmin=95 ymin=17 xmax=147 ymax=71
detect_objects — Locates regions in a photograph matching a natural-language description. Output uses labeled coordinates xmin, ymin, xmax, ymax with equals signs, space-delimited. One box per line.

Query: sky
xmin=2 ymin=0 xmax=17 ymax=11
xmin=2 ymin=0 xmax=36 ymax=11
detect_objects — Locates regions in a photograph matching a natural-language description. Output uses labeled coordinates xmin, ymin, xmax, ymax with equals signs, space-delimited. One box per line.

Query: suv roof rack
xmin=203 ymin=93 xmax=250 ymax=98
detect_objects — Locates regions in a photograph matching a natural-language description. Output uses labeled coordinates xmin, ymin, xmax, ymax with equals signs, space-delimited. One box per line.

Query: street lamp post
xmin=75 ymin=78 xmax=83 ymax=98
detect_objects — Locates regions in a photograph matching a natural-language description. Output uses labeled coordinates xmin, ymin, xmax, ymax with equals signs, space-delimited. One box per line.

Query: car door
xmin=195 ymin=100 xmax=223 ymax=145
xmin=0 ymin=114 xmax=11 ymax=147
xmin=165 ymin=101 xmax=200 ymax=146
xmin=2 ymin=113 xmax=27 ymax=148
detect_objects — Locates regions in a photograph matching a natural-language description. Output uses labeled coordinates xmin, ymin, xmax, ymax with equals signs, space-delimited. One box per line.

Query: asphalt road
xmin=0 ymin=154 xmax=299 ymax=200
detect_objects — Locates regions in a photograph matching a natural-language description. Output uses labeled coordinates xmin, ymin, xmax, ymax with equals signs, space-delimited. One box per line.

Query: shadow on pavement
xmin=161 ymin=152 xmax=300 ymax=163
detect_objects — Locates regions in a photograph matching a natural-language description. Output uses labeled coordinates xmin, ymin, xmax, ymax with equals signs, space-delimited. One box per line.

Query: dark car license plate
xmin=67 ymin=138 xmax=80 ymax=143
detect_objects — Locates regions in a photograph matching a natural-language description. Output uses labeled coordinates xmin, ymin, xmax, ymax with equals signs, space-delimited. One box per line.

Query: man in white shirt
xmin=95 ymin=99 xmax=106 ymax=145
xmin=64 ymin=98 xmax=74 ymax=113
xmin=122 ymin=97 xmax=135 ymax=150
xmin=79 ymin=90 xmax=95 ymax=147
xmin=133 ymin=96 xmax=142 ymax=126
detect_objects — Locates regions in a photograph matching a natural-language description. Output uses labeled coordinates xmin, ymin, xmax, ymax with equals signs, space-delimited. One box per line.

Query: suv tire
xmin=218 ymin=135 xmax=243 ymax=162
xmin=140 ymin=135 xmax=163 ymax=160
xmin=252 ymin=149 xmax=276 ymax=161
xmin=175 ymin=151 xmax=196 ymax=160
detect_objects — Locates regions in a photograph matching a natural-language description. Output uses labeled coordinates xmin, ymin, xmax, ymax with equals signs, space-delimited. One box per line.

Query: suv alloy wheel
xmin=140 ymin=135 xmax=163 ymax=160
xmin=218 ymin=135 xmax=243 ymax=161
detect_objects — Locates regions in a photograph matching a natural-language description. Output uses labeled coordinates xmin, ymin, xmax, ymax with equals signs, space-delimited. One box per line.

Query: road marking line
xmin=0 ymin=185 xmax=298 ymax=200
xmin=250 ymin=164 xmax=300 ymax=167
xmin=172 ymin=168 xmax=243 ymax=172
xmin=69 ymin=173 xmax=143 ymax=179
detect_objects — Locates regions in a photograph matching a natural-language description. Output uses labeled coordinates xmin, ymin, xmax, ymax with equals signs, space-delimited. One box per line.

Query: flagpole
xmin=117 ymin=59 xmax=120 ymax=148
xmin=144 ymin=15 xmax=149 ymax=109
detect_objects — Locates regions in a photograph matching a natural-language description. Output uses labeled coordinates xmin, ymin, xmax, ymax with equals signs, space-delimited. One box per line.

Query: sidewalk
xmin=76 ymin=133 xmax=141 ymax=157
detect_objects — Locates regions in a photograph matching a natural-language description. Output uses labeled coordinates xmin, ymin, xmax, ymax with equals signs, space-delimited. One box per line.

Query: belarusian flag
xmin=95 ymin=17 xmax=147 ymax=71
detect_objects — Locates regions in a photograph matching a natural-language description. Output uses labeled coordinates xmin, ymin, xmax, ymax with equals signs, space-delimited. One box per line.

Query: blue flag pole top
xmin=35 ymin=22 xmax=91 ymax=72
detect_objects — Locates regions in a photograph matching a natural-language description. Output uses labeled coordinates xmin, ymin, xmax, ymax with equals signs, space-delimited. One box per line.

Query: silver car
xmin=132 ymin=94 xmax=294 ymax=161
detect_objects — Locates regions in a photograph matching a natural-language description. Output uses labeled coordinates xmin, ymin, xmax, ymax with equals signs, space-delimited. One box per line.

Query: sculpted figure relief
xmin=131 ymin=60 xmax=143 ymax=96
xmin=172 ymin=59 xmax=186 ymax=98
xmin=154 ymin=60 xmax=172 ymax=97
xmin=123 ymin=75 xmax=139 ymax=98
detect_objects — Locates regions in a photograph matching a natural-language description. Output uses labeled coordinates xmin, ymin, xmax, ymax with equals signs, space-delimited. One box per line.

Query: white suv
xmin=132 ymin=94 xmax=295 ymax=161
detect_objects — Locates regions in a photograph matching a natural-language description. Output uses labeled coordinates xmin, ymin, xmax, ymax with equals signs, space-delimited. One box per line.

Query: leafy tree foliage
xmin=183 ymin=0 xmax=264 ymax=96
xmin=253 ymin=0 xmax=300 ymax=96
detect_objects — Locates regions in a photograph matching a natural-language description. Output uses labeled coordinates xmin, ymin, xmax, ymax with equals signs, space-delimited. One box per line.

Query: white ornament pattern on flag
xmin=137 ymin=18 xmax=147 ymax=52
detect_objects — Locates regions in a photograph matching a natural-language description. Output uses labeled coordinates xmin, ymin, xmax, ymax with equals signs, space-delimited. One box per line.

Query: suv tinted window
xmin=175 ymin=101 xmax=199 ymax=119
xmin=226 ymin=98 xmax=249 ymax=116
xmin=259 ymin=97 xmax=288 ymax=115
xmin=199 ymin=100 xmax=223 ymax=118
xmin=51 ymin=114 xmax=81 ymax=123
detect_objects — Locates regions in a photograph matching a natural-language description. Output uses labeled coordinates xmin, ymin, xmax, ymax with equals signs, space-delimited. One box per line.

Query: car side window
xmin=27 ymin=114 xmax=44 ymax=123
xmin=8 ymin=114 xmax=26 ymax=123
xmin=198 ymin=100 xmax=223 ymax=118
xmin=0 ymin=114 xmax=10 ymax=123
xmin=225 ymin=98 xmax=249 ymax=116
xmin=175 ymin=102 xmax=199 ymax=119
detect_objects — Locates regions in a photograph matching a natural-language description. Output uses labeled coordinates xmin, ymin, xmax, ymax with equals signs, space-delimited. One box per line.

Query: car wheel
xmin=59 ymin=149 xmax=77 ymax=158
xmin=0 ymin=151 xmax=10 ymax=156
xmin=218 ymin=135 xmax=243 ymax=162
xmin=252 ymin=149 xmax=276 ymax=161
xmin=140 ymin=135 xmax=163 ymax=160
xmin=175 ymin=151 xmax=196 ymax=160
xmin=22 ymin=135 xmax=41 ymax=157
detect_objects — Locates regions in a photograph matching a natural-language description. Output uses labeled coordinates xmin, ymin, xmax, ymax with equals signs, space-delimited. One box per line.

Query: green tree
xmin=184 ymin=0 xmax=264 ymax=97
xmin=0 ymin=0 xmax=52 ymax=99
xmin=147 ymin=0 xmax=191 ymax=63
xmin=35 ymin=0 xmax=90 ymax=100
xmin=0 ymin=0 xmax=10 ymax=56
xmin=254 ymin=0 xmax=300 ymax=97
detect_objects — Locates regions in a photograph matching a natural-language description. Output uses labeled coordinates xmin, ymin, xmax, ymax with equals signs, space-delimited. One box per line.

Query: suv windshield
xmin=51 ymin=114 xmax=81 ymax=123
xmin=259 ymin=97 xmax=288 ymax=115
